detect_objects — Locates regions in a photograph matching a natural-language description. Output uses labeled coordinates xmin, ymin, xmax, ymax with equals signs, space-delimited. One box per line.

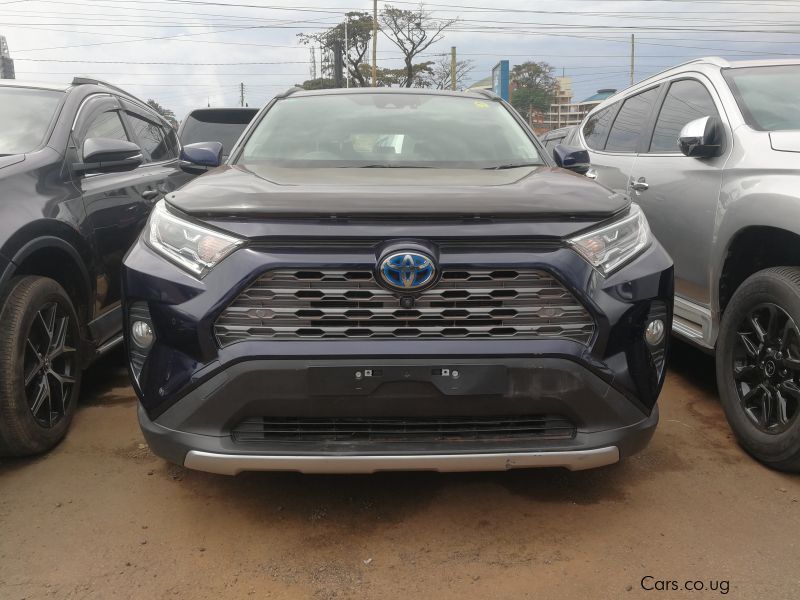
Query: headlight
xmin=146 ymin=201 xmax=243 ymax=278
xmin=568 ymin=203 xmax=651 ymax=276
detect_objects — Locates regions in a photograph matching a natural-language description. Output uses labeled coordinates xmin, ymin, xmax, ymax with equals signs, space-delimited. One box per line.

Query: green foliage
xmin=299 ymin=12 xmax=373 ymax=87
xmin=509 ymin=62 xmax=559 ymax=118
xmin=145 ymin=99 xmax=177 ymax=127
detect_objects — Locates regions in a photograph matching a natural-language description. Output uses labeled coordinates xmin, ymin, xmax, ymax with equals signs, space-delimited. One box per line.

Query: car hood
xmin=166 ymin=163 xmax=628 ymax=220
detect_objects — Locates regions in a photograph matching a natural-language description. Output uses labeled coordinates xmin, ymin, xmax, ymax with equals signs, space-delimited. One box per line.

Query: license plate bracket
xmin=308 ymin=364 xmax=508 ymax=396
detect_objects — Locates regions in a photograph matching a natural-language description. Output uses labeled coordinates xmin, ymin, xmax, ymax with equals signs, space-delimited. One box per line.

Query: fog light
xmin=131 ymin=320 xmax=155 ymax=349
xmin=645 ymin=319 xmax=666 ymax=346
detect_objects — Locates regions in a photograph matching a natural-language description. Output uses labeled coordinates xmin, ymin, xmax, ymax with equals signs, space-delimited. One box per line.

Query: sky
xmin=3 ymin=0 xmax=800 ymax=120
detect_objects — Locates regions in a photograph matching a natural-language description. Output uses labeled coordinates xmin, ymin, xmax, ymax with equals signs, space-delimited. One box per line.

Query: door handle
xmin=585 ymin=168 xmax=598 ymax=180
xmin=141 ymin=190 xmax=159 ymax=202
xmin=630 ymin=177 xmax=649 ymax=192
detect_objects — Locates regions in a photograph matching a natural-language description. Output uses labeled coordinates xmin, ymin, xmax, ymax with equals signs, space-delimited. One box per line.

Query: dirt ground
xmin=1 ymin=341 xmax=798 ymax=600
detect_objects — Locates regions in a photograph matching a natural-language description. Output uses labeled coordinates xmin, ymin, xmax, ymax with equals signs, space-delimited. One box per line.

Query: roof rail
xmin=71 ymin=76 xmax=151 ymax=110
xmin=275 ymin=85 xmax=304 ymax=99
xmin=616 ymin=57 xmax=730 ymax=96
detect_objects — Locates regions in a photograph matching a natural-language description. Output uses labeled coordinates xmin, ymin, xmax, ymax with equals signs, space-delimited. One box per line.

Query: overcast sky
xmin=3 ymin=0 xmax=800 ymax=119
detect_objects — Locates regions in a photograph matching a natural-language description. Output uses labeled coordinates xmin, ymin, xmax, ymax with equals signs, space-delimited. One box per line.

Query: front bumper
xmin=137 ymin=356 xmax=659 ymax=474
xmin=124 ymin=235 xmax=672 ymax=475
xmin=182 ymin=448 xmax=622 ymax=475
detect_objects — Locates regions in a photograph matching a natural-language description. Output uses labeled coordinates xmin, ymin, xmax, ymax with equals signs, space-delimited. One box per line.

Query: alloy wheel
xmin=732 ymin=302 xmax=800 ymax=434
xmin=23 ymin=302 xmax=77 ymax=428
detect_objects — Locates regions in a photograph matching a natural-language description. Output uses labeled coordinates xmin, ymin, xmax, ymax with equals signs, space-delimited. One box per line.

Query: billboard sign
xmin=492 ymin=60 xmax=510 ymax=101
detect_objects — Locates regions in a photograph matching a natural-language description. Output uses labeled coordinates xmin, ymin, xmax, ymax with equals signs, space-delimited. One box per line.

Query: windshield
xmin=237 ymin=93 xmax=542 ymax=169
xmin=724 ymin=65 xmax=800 ymax=131
xmin=0 ymin=87 xmax=64 ymax=155
xmin=180 ymin=109 xmax=257 ymax=156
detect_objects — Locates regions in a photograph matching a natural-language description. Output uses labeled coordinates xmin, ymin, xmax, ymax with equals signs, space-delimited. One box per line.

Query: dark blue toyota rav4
xmin=122 ymin=87 xmax=673 ymax=475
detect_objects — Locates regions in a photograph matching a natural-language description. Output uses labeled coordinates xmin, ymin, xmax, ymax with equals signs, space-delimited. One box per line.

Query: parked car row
xmin=2 ymin=57 xmax=799 ymax=475
xmin=0 ymin=77 xmax=255 ymax=456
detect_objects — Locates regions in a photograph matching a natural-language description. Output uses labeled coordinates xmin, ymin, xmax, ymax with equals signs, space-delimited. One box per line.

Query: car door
xmin=627 ymin=77 xmax=728 ymax=306
xmin=73 ymin=94 xmax=149 ymax=335
xmin=120 ymin=100 xmax=192 ymax=205
xmin=582 ymin=88 xmax=661 ymax=194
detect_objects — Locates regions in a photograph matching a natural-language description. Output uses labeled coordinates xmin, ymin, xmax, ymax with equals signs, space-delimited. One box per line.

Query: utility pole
xmin=450 ymin=46 xmax=457 ymax=91
xmin=332 ymin=40 xmax=344 ymax=88
xmin=239 ymin=82 xmax=245 ymax=107
xmin=630 ymin=33 xmax=635 ymax=86
xmin=0 ymin=36 xmax=15 ymax=79
xmin=371 ymin=0 xmax=378 ymax=86
xmin=344 ymin=17 xmax=350 ymax=88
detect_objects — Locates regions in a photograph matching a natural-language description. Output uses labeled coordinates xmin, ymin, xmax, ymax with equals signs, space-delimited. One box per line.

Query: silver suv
xmin=578 ymin=57 xmax=800 ymax=471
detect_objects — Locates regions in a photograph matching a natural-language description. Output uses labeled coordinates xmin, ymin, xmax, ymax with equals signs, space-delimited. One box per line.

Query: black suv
xmin=178 ymin=107 xmax=258 ymax=161
xmin=0 ymin=78 xmax=192 ymax=456
xmin=123 ymin=88 xmax=673 ymax=475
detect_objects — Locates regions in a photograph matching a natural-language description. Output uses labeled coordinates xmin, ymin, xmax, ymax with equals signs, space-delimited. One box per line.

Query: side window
xmin=583 ymin=104 xmax=617 ymax=151
xmin=84 ymin=110 xmax=129 ymax=142
xmin=126 ymin=112 xmax=174 ymax=161
xmin=605 ymin=87 xmax=660 ymax=153
xmin=163 ymin=126 xmax=179 ymax=157
xmin=650 ymin=80 xmax=720 ymax=153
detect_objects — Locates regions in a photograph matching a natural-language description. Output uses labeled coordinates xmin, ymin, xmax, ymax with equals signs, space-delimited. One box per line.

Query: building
xmin=543 ymin=80 xmax=616 ymax=131
xmin=0 ymin=36 xmax=15 ymax=79
xmin=466 ymin=75 xmax=493 ymax=92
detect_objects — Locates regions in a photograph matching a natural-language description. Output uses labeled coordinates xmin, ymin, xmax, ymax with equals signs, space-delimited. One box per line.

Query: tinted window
xmin=0 ymin=87 xmax=64 ymax=155
xmin=163 ymin=127 xmax=180 ymax=157
xmin=239 ymin=94 xmax=543 ymax=169
xmin=180 ymin=109 xmax=257 ymax=156
xmin=84 ymin=110 xmax=129 ymax=142
xmin=583 ymin=104 xmax=616 ymax=150
xmin=605 ymin=88 xmax=659 ymax=153
xmin=127 ymin=112 xmax=173 ymax=161
xmin=650 ymin=80 xmax=719 ymax=152
xmin=723 ymin=65 xmax=800 ymax=131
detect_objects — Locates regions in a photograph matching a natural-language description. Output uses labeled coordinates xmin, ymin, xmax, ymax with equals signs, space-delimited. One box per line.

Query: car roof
xmin=0 ymin=80 xmax=70 ymax=92
xmin=188 ymin=107 xmax=259 ymax=112
xmin=598 ymin=56 xmax=800 ymax=107
xmin=280 ymin=86 xmax=500 ymax=101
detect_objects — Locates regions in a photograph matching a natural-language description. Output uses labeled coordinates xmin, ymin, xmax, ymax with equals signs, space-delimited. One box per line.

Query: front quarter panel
xmin=712 ymin=127 xmax=800 ymax=322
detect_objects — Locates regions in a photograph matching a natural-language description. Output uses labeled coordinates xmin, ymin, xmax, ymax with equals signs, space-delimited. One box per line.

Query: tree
xmin=380 ymin=5 xmax=457 ymax=88
xmin=421 ymin=56 xmax=474 ymax=90
xmin=298 ymin=77 xmax=336 ymax=90
xmin=146 ymin=99 xmax=177 ymax=128
xmin=509 ymin=62 xmax=559 ymax=120
xmin=299 ymin=12 xmax=373 ymax=87
xmin=364 ymin=62 xmax=435 ymax=88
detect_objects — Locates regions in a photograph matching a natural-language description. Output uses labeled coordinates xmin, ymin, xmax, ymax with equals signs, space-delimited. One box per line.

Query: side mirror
xmin=74 ymin=138 xmax=143 ymax=174
xmin=553 ymin=144 xmax=591 ymax=175
xmin=180 ymin=141 xmax=223 ymax=174
xmin=678 ymin=116 xmax=723 ymax=158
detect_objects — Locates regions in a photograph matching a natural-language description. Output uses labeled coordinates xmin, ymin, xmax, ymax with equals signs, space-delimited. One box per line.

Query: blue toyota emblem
xmin=379 ymin=251 xmax=436 ymax=290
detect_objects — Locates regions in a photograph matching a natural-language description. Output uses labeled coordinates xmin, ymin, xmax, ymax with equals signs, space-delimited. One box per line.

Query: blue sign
xmin=492 ymin=60 xmax=510 ymax=101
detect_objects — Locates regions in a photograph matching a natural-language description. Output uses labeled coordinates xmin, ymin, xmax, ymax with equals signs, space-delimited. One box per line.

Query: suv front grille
xmin=214 ymin=269 xmax=594 ymax=345
xmin=232 ymin=415 xmax=576 ymax=443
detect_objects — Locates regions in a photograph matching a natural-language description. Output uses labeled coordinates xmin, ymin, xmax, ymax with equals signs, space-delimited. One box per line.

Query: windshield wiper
xmin=484 ymin=162 xmax=540 ymax=170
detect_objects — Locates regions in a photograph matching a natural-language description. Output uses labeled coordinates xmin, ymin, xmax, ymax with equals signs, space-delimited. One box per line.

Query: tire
xmin=716 ymin=267 xmax=800 ymax=472
xmin=0 ymin=276 xmax=83 ymax=457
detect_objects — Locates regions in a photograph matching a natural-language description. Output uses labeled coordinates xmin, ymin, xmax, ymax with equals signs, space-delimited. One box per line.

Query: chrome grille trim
xmin=214 ymin=269 xmax=595 ymax=345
